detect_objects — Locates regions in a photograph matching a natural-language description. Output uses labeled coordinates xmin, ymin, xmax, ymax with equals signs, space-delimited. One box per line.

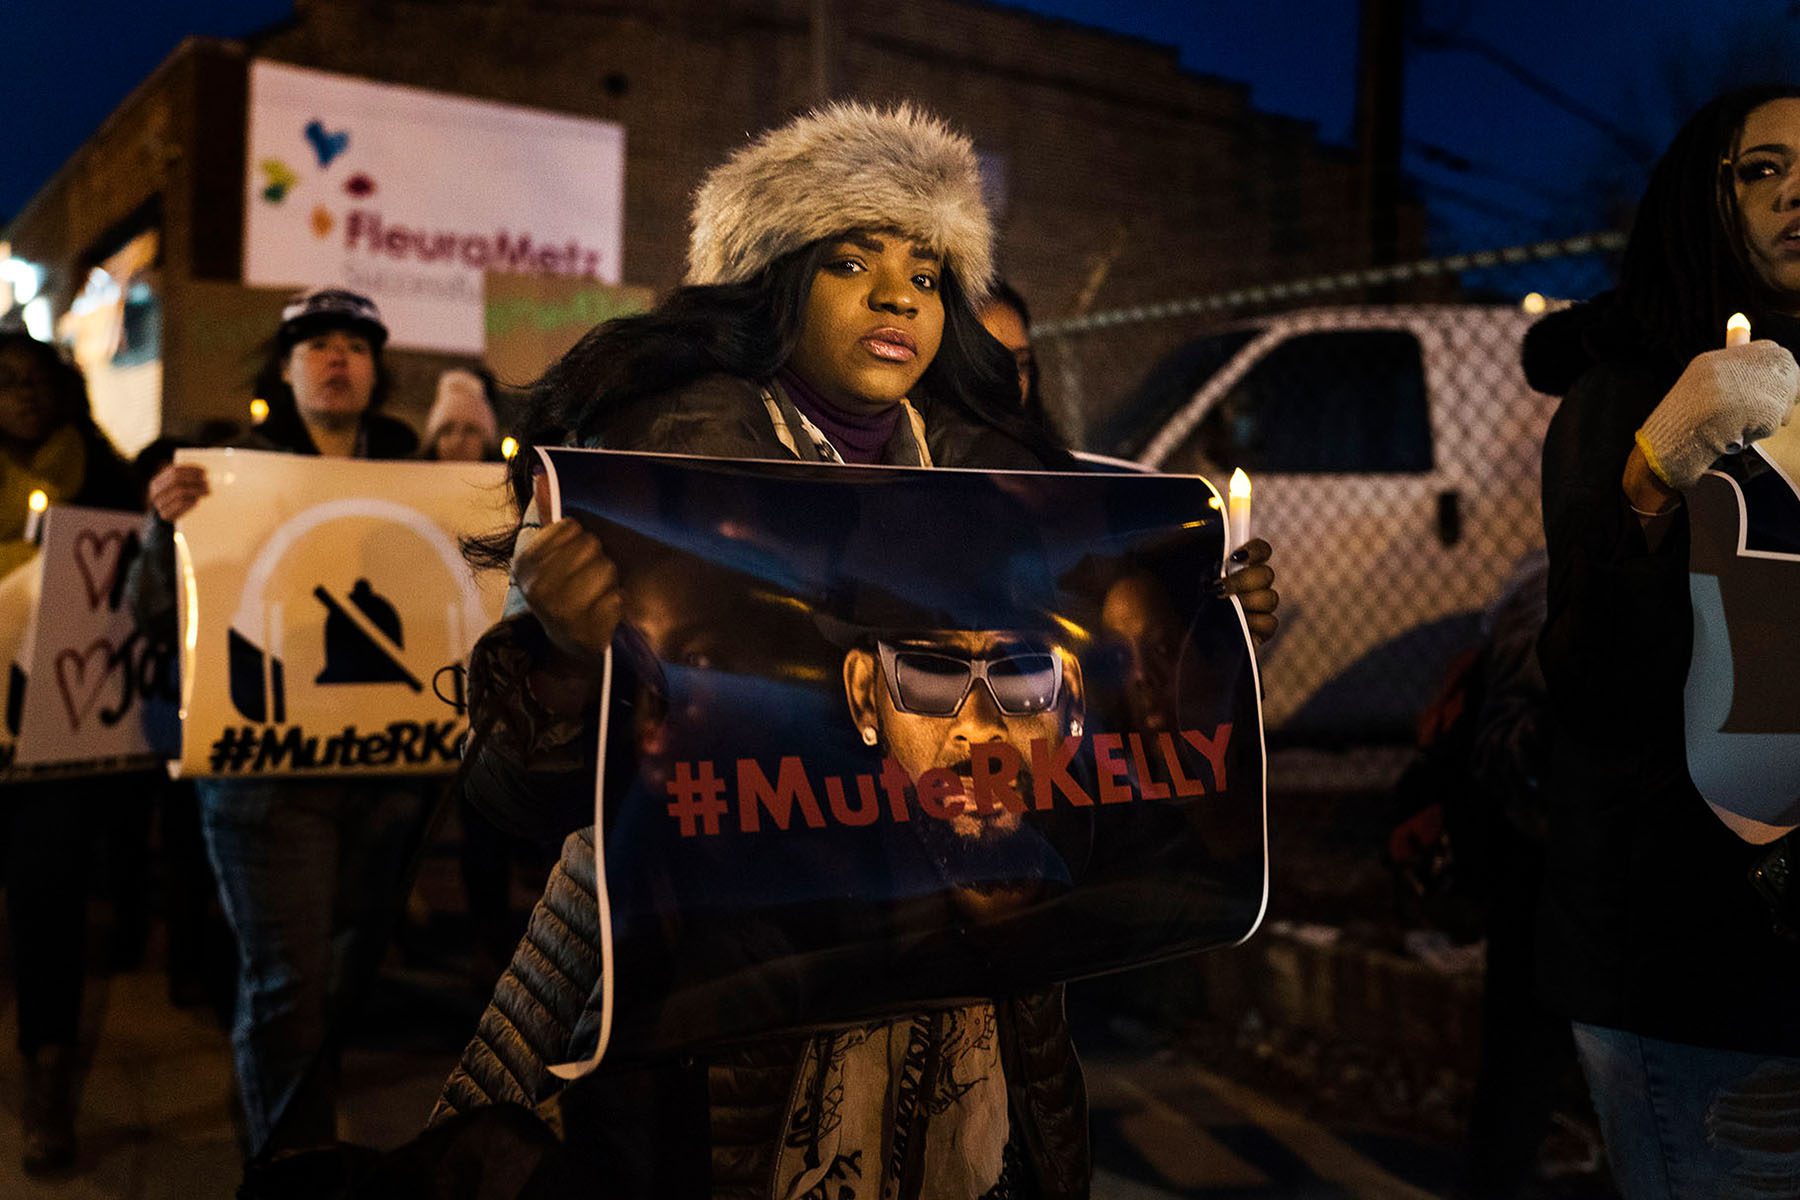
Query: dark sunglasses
xmin=877 ymin=641 xmax=1062 ymax=717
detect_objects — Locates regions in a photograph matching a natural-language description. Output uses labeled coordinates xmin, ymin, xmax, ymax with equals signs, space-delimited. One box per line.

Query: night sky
xmin=5 ymin=1 xmax=1798 ymax=258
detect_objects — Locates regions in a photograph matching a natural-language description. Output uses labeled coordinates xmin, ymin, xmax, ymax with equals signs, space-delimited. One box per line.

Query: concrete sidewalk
xmin=0 ymin=964 xmax=457 ymax=1199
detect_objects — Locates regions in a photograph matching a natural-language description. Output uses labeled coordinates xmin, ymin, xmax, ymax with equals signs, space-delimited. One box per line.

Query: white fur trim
xmin=687 ymin=102 xmax=994 ymax=299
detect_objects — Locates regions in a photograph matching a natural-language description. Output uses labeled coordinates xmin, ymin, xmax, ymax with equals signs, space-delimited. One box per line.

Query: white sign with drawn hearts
xmin=11 ymin=505 xmax=166 ymax=771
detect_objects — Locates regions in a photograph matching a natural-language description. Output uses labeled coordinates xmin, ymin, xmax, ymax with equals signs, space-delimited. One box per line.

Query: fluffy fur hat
xmin=687 ymin=102 xmax=994 ymax=300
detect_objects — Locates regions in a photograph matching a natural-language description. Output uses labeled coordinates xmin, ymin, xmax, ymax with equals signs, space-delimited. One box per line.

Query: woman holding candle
xmin=428 ymin=103 xmax=1276 ymax=1197
xmin=0 ymin=331 xmax=140 ymax=1174
xmin=1 ymin=331 xmax=138 ymax=570
xmin=1524 ymin=85 xmax=1800 ymax=1197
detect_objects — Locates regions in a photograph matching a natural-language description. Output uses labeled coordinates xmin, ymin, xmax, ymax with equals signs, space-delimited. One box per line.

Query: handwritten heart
xmin=304 ymin=119 xmax=350 ymax=168
xmin=74 ymin=530 xmax=127 ymax=610
xmin=55 ymin=639 xmax=117 ymax=733
xmin=260 ymin=158 xmax=298 ymax=204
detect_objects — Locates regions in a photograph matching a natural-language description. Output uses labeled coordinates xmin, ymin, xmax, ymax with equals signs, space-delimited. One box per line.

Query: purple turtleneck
xmin=777 ymin=368 xmax=902 ymax=465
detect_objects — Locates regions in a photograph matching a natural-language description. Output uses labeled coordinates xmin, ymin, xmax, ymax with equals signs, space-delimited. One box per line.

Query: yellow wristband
xmin=1634 ymin=429 xmax=1677 ymax=489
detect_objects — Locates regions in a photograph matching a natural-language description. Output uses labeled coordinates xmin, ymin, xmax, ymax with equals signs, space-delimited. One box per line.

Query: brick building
xmin=4 ymin=0 xmax=1422 ymax=445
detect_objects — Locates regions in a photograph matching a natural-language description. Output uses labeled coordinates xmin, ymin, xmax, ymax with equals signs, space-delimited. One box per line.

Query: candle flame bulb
xmin=1521 ymin=292 xmax=1547 ymax=315
xmin=1226 ymin=468 xmax=1252 ymax=551
xmin=500 ymin=436 xmax=519 ymax=460
xmin=1727 ymin=313 xmax=1752 ymax=347
xmin=249 ymin=398 xmax=270 ymax=424
xmin=23 ymin=488 xmax=48 ymax=545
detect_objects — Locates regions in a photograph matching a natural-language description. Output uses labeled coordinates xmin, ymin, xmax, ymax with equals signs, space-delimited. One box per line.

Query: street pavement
xmin=0 ymin=946 xmax=1474 ymax=1199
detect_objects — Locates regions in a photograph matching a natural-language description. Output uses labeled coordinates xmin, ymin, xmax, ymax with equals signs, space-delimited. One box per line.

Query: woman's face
xmin=1732 ymin=98 xmax=1800 ymax=307
xmin=977 ymin=299 xmax=1034 ymax=408
xmin=431 ymin=421 xmax=491 ymax=463
xmin=786 ymin=231 xmax=946 ymax=414
xmin=281 ymin=328 xmax=377 ymax=424
xmin=0 ymin=342 xmax=57 ymax=446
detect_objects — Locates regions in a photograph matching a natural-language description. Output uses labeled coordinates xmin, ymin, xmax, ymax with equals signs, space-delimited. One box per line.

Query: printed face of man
xmin=1101 ymin=572 xmax=1181 ymax=735
xmin=844 ymin=629 xmax=1083 ymax=842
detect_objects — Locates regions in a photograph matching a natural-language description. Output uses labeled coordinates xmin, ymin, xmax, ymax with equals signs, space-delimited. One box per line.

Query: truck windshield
xmin=1095 ymin=328 xmax=1261 ymax=458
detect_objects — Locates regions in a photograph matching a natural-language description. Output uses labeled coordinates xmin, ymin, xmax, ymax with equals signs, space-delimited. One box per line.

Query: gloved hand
xmin=1635 ymin=340 xmax=1800 ymax=490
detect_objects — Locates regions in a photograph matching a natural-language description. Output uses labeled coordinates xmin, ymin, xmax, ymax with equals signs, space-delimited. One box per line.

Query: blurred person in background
xmin=1524 ymin=85 xmax=1800 ymax=1197
xmin=976 ymin=279 xmax=1053 ymax=435
xmin=421 ymin=365 xmax=546 ymax=991
xmin=1 ymin=330 xmax=139 ymax=566
xmin=0 ymin=330 xmax=141 ymax=1173
xmin=132 ymin=429 xmax=241 ymax=1018
xmin=133 ymin=288 xmax=426 ymax=1179
xmin=423 ymin=367 xmax=502 ymax=463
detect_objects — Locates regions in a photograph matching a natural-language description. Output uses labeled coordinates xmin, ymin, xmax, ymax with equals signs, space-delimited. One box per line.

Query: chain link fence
xmin=1038 ymin=231 xmax=1626 ymax=745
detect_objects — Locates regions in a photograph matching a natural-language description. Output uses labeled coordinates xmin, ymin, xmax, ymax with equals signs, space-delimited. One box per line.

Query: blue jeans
xmin=1572 ymin=1021 xmax=1800 ymax=1199
xmin=198 ymin=777 xmax=425 ymax=1156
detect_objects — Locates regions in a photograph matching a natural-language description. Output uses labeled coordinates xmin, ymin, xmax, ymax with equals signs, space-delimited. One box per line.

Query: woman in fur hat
xmin=437 ymin=102 xmax=1276 ymax=1199
xmin=1523 ymin=86 xmax=1800 ymax=1197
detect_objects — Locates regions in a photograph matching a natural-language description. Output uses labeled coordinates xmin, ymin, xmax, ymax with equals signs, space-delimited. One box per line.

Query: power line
xmin=1411 ymin=27 xmax=1659 ymax=164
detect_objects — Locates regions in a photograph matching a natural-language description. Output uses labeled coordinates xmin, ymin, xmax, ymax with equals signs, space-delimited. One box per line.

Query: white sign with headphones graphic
xmin=174 ymin=448 xmax=510 ymax=778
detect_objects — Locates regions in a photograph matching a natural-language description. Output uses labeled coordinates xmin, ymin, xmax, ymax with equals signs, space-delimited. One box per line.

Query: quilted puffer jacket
xmin=430 ymin=823 xmax=1091 ymax=1198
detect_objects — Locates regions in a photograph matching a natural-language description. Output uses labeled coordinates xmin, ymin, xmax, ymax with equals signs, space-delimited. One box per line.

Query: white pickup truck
xmin=1092 ymin=305 xmax=1554 ymax=741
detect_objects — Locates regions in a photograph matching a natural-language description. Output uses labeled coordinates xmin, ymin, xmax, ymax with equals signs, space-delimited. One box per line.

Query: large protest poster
xmin=537 ymin=447 xmax=1268 ymax=1071
xmin=1686 ymin=420 xmax=1800 ymax=838
xmin=175 ymin=450 xmax=512 ymax=779
xmin=243 ymin=60 xmax=626 ymax=354
xmin=8 ymin=506 xmax=173 ymax=773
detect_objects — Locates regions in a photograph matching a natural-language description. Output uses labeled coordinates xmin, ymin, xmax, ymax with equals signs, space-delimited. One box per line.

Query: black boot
xmin=21 ymin=1044 xmax=77 ymax=1174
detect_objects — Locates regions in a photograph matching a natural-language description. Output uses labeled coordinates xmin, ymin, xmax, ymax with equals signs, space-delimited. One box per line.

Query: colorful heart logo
xmin=344 ymin=173 xmax=376 ymax=199
xmin=311 ymin=206 xmax=336 ymax=239
xmin=304 ymin=119 xmax=350 ymax=168
xmin=260 ymin=158 xmax=298 ymax=204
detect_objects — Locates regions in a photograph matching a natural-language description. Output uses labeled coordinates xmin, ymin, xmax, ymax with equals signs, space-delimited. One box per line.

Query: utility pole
xmin=1356 ymin=0 xmax=1408 ymax=270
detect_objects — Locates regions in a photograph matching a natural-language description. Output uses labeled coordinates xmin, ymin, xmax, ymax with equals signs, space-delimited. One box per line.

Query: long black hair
xmin=1615 ymin=83 xmax=1800 ymax=372
xmin=473 ymin=235 xmax=1069 ymax=564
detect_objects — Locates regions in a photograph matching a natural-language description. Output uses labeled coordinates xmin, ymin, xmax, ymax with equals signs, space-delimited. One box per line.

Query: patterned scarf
xmin=773 ymin=1005 xmax=1010 ymax=1200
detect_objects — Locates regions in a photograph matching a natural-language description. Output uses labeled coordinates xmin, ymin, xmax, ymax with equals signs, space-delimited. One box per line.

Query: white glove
xmin=1636 ymin=340 xmax=1800 ymax=490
